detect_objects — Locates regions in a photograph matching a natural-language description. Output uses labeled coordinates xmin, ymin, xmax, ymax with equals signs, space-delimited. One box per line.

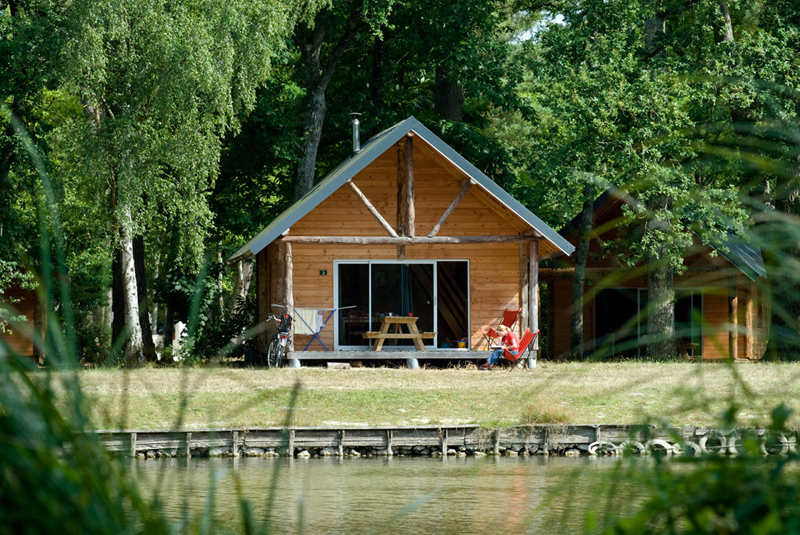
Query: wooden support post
xmin=528 ymin=240 xmax=539 ymax=368
xmin=232 ymin=431 xmax=239 ymax=457
xmin=441 ymin=428 xmax=448 ymax=455
xmin=257 ymin=250 xmax=270 ymax=355
xmin=130 ymin=432 xmax=137 ymax=458
xmin=386 ymin=430 xmax=393 ymax=456
xmin=547 ymin=277 xmax=556 ymax=360
xmin=285 ymin=242 xmax=294 ymax=351
xmin=397 ymin=135 xmax=415 ymax=258
xmin=519 ymin=243 xmax=529 ymax=335
xmin=347 ymin=180 xmax=398 ymax=238
xmin=745 ymin=283 xmax=754 ymax=360
xmin=428 ymin=180 xmax=471 ymax=238
xmin=493 ymin=429 xmax=501 ymax=455
xmin=288 ymin=429 xmax=295 ymax=458
xmin=338 ymin=430 xmax=345 ymax=457
xmin=729 ymin=277 xmax=738 ymax=360
xmin=33 ymin=296 xmax=45 ymax=365
xmin=595 ymin=426 xmax=601 ymax=444
xmin=185 ymin=432 xmax=192 ymax=458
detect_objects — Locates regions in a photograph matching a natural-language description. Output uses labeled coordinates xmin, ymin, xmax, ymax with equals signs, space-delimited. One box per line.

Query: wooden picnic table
xmin=363 ymin=316 xmax=436 ymax=351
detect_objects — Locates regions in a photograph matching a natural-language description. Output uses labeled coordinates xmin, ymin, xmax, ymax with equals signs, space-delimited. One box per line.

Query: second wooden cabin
xmin=543 ymin=188 xmax=768 ymax=360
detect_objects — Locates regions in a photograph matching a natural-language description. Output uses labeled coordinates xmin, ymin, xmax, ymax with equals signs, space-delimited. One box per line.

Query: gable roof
xmin=230 ymin=116 xmax=574 ymax=261
xmin=559 ymin=186 xmax=766 ymax=280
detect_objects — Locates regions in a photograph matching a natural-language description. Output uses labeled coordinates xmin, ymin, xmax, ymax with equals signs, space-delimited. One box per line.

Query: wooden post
xmin=257 ymin=250 xmax=270 ymax=355
xmin=405 ymin=135 xmax=415 ymax=237
xmin=185 ymin=432 xmax=192 ymax=457
xmin=33 ymin=296 xmax=45 ymax=365
xmin=729 ymin=276 xmax=738 ymax=360
xmin=547 ymin=277 xmax=556 ymax=360
xmin=441 ymin=428 xmax=448 ymax=455
xmin=232 ymin=431 xmax=239 ymax=457
xmin=519 ymin=243 xmax=529 ymax=335
xmin=397 ymin=135 xmax=415 ymax=258
xmin=288 ymin=429 xmax=295 ymax=458
xmin=130 ymin=432 xmax=137 ymax=458
xmin=285 ymin=242 xmax=294 ymax=351
xmin=339 ymin=430 xmax=345 ymax=457
xmin=386 ymin=430 xmax=393 ymax=456
xmin=493 ymin=429 xmax=501 ymax=455
xmin=745 ymin=282 xmax=754 ymax=360
xmin=528 ymin=240 xmax=539 ymax=368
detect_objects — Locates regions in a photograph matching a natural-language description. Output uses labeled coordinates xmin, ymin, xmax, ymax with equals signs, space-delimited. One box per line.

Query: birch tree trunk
xmin=217 ymin=248 xmax=225 ymax=315
xmin=570 ymin=182 xmax=594 ymax=360
xmin=150 ymin=251 xmax=159 ymax=330
xmin=230 ymin=259 xmax=254 ymax=314
xmin=119 ymin=205 xmax=144 ymax=365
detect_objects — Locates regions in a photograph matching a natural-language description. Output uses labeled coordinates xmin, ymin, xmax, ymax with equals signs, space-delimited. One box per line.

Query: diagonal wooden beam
xmin=428 ymin=179 xmax=472 ymax=238
xmin=347 ymin=179 xmax=398 ymax=238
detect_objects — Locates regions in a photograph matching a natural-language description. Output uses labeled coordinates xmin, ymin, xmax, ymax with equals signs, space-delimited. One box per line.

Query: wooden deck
xmin=288 ymin=350 xmax=488 ymax=360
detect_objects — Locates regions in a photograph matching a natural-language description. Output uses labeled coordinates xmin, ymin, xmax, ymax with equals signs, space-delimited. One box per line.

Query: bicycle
xmin=266 ymin=307 xmax=293 ymax=368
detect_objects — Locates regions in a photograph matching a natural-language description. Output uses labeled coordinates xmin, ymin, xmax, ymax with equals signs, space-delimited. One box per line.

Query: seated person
xmin=480 ymin=324 xmax=519 ymax=370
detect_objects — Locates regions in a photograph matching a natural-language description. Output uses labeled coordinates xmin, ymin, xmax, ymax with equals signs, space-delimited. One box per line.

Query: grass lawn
xmin=64 ymin=361 xmax=800 ymax=430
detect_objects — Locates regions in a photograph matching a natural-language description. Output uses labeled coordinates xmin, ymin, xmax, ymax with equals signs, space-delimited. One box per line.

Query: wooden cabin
xmin=542 ymin=188 xmax=768 ymax=360
xmin=0 ymin=283 xmax=44 ymax=363
xmin=230 ymin=117 xmax=574 ymax=364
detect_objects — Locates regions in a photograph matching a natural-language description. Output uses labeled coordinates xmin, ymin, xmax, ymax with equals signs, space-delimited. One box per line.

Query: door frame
xmin=333 ymin=259 xmax=470 ymax=351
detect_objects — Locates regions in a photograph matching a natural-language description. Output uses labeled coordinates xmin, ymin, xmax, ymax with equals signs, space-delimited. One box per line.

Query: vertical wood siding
xmin=285 ymin=143 xmax=524 ymax=350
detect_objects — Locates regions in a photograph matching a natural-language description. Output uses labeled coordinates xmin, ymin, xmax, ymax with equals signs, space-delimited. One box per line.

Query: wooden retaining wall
xmin=96 ymin=424 xmax=798 ymax=458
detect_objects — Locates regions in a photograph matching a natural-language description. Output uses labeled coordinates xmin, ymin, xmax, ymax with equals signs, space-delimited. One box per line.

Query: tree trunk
xmin=371 ymin=34 xmax=386 ymax=107
xmin=150 ymin=252 xmax=159 ymax=331
xmin=217 ymin=247 xmax=225 ymax=315
xmin=294 ymin=11 xmax=361 ymax=200
xmin=434 ymin=66 xmax=464 ymax=122
xmin=714 ymin=1 xmax=735 ymax=44
xmin=119 ymin=205 xmax=144 ymax=366
xmin=112 ymin=247 xmax=125 ymax=348
xmin=647 ymin=259 xmax=676 ymax=358
xmin=645 ymin=196 xmax=677 ymax=358
xmin=230 ymin=259 xmax=254 ymax=314
xmin=133 ymin=235 xmax=155 ymax=360
xmin=570 ymin=182 xmax=595 ymax=360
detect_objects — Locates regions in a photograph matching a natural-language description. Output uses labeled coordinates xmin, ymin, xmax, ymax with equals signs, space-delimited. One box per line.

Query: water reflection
xmin=131 ymin=455 xmax=645 ymax=534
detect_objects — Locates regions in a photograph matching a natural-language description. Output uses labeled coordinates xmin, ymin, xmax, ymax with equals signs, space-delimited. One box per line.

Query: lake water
xmin=131 ymin=455 xmax=648 ymax=533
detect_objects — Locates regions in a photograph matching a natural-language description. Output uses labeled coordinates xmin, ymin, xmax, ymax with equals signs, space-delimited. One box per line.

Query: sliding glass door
xmin=334 ymin=260 xmax=469 ymax=350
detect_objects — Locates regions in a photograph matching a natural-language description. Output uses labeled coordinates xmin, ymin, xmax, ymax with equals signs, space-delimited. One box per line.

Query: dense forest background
xmin=1 ymin=0 xmax=799 ymax=364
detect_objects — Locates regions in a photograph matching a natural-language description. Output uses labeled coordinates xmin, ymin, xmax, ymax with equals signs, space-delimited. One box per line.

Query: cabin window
xmin=334 ymin=259 xmax=469 ymax=350
xmin=674 ymin=289 xmax=703 ymax=357
xmin=593 ymin=288 xmax=703 ymax=358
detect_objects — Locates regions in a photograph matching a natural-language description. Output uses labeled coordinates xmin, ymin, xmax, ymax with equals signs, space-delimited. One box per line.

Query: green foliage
xmin=596 ymin=405 xmax=800 ymax=534
xmin=189 ymin=294 xmax=258 ymax=363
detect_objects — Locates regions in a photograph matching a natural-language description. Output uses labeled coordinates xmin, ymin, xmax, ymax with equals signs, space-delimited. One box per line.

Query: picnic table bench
xmin=363 ymin=316 xmax=436 ymax=351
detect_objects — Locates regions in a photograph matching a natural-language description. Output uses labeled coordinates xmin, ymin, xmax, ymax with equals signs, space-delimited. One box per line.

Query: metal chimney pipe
xmin=349 ymin=112 xmax=362 ymax=154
